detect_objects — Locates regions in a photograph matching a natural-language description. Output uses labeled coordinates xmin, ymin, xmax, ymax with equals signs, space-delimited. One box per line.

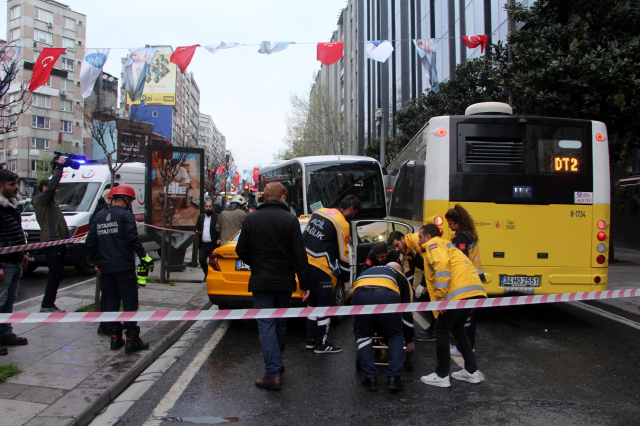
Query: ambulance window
xmin=56 ymin=183 xmax=101 ymax=211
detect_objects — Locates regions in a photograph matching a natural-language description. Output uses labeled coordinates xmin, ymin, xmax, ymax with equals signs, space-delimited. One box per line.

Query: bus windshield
xmin=25 ymin=183 xmax=101 ymax=212
xmin=306 ymin=161 xmax=385 ymax=218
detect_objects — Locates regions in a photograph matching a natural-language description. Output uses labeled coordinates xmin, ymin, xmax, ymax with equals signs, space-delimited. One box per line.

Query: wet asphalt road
xmin=116 ymin=302 xmax=640 ymax=426
xmin=16 ymin=266 xmax=94 ymax=304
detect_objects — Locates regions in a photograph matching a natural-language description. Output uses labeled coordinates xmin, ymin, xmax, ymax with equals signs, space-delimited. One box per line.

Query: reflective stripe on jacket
xmin=302 ymin=208 xmax=350 ymax=285
xmin=420 ymin=236 xmax=487 ymax=317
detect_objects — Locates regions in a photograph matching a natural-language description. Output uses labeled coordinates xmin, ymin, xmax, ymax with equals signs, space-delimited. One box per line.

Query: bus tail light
xmin=437 ymin=128 xmax=446 ymax=137
xmin=597 ymin=220 xmax=607 ymax=229
xmin=594 ymin=276 xmax=601 ymax=284
xmin=209 ymin=254 xmax=222 ymax=271
xmin=434 ymin=216 xmax=444 ymax=226
xmin=597 ymin=232 xmax=606 ymax=241
xmin=596 ymin=255 xmax=606 ymax=264
xmin=596 ymin=133 xmax=605 ymax=142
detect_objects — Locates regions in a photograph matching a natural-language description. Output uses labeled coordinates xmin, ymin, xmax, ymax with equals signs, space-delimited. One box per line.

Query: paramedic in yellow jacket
xmin=302 ymin=195 xmax=360 ymax=354
xmin=416 ymin=224 xmax=487 ymax=389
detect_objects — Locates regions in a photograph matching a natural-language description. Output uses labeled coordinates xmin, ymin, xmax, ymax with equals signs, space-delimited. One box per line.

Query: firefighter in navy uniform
xmin=86 ymin=185 xmax=154 ymax=353
xmin=352 ymin=263 xmax=415 ymax=391
xmin=302 ymin=195 xmax=361 ymax=354
xmin=360 ymin=241 xmax=400 ymax=273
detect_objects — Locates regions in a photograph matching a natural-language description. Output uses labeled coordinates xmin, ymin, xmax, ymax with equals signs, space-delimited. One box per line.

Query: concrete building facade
xmin=316 ymin=0 xmax=522 ymax=155
xmin=198 ymin=113 xmax=226 ymax=168
xmin=4 ymin=0 xmax=86 ymax=192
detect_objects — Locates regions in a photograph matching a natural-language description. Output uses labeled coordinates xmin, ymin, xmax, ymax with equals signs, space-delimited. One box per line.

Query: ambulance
xmin=21 ymin=162 xmax=158 ymax=275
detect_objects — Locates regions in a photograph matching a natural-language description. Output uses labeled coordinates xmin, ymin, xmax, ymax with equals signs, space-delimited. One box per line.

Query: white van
xmin=21 ymin=162 xmax=158 ymax=275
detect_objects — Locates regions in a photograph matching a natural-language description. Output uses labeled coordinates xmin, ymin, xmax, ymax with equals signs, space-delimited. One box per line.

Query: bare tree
xmin=0 ymin=44 xmax=33 ymax=134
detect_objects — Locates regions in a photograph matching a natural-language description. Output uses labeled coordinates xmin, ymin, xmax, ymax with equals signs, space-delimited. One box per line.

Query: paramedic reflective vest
xmin=302 ymin=208 xmax=351 ymax=285
xmin=400 ymin=233 xmax=425 ymax=283
xmin=420 ymin=236 xmax=487 ymax=315
xmin=451 ymin=231 xmax=486 ymax=282
xmin=352 ymin=265 xmax=414 ymax=341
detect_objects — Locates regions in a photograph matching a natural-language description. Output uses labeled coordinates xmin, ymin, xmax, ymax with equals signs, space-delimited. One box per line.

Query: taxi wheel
xmin=331 ymin=282 xmax=346 ymax=325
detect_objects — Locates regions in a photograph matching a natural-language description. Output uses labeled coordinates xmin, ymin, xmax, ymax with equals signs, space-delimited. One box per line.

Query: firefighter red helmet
xmin=109 ymin=184 xmax=136 ymax=199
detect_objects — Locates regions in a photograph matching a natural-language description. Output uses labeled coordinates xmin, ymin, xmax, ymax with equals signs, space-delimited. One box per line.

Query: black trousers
xmin=101 ymin=270 xmax=139 ymax=333
xmin=41 ymin=245 xmax=66 ymax=308
xmin=434 ymin=307 xmax=477 ymax=377
xmin=199 ymin=242 xmax=217 ymax=278
xmin=306 ymin=267 xmax=333 ymax=347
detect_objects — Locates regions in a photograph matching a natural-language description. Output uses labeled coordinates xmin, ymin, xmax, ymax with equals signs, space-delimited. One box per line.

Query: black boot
xmin=387 ymin=376 xmax=404 ymax=391
xmin=363 ymin=377 xmax=378 ymax=391
xmin=125 ymin=330 xmax=149 ymax=353
xmin=110 ymin=329 xmax=124 ymax=350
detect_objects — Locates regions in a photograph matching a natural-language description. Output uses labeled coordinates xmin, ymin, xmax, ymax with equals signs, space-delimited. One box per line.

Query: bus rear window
xmin=531 ymin=126 xmax=586 ymax=174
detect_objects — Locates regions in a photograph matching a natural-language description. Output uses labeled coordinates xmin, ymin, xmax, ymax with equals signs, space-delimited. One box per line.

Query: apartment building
xmin=4 ymin=0 xmax=86 ymax=193
xmin=198 ymin=113 xmax=226 ymax=168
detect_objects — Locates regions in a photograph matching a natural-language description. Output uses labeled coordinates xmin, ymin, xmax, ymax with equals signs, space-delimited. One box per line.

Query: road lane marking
xmin=141 ymin=320 xmax=230 ymax=426
xmin=572 ymin=302 xmax=640 ymax=331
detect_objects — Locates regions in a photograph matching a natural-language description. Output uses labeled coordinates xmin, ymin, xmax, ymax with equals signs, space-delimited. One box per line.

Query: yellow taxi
xmin=206 ymin=217 xmax=317 ymax=309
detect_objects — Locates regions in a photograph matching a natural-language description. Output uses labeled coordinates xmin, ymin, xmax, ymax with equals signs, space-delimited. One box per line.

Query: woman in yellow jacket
xmin=445 ymin=204 xmax=485 ymax=357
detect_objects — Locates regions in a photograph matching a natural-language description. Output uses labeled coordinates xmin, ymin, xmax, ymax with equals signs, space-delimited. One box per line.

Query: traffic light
xmin=244 ymin=185 xmax=249 ymax=191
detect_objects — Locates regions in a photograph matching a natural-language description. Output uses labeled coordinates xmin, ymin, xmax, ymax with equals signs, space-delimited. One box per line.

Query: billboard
xmin=146 ymin=146 xmax=204 ymax=230
xmin=128 ymin=52 xmax=176 ymax=105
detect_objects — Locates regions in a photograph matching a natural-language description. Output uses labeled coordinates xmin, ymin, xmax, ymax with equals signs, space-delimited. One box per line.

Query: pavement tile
xmin=139 ymin=356 xmax=177 ymax=375
xmin=0 ymin=349 xmax=47 ymax=368
xmin=0 ymin=382 xmax=30 ymax=399
xmin=6 ymin=359 xmax=98 ymax=390
xmin=23 ymin=416 xmax=77 ymax=426
xmin=0 ymin=398 xmax=49 ymax=425
xmin=10 ymin=323 xmax=44 ymax=335
xmin=78 ymin=365 xmax=133 ymax=390
xmin=89 ymin=400 xmax=135 ymax=426
xmin=38 ymin=343 xmax=117 ymax=369
xmin=113 ymin=380 xmax=155 ymax=402
xmin=137 ymin=288 xmax=194 ymax=306
xmin=44 ymin=297 xmax=90 ymax=313
xmin=14 ymin=386 xmax=68 ymax=404
xmin=38 ymin=388 xmax=109 ymax=425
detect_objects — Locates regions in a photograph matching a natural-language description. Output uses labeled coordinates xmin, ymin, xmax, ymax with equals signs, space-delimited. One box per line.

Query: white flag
xmin=258 ymin=41 xmax=295 ymax=55
xmin=79 ymin=48 xmax=110 ymax=98
xmin=241 ymin=167 xmax=249 ymax=181
xmin=366 ymin=40 xmax=394 ymax=62
xmin=204 ymin=41 xmax=239 ymax=55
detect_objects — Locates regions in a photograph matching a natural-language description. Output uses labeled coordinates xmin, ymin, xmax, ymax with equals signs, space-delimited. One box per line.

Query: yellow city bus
xmin=386 ymin=102 xmax=610 ymax=295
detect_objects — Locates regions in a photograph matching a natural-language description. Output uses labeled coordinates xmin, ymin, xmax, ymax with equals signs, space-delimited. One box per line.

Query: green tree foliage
xmin=363 ymin=136 xmax=405 ymax=166
xmin=495 ymin=0 xmax=640 ymax=162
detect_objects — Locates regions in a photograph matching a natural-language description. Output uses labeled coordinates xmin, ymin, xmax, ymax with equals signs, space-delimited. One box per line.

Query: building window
xmin=31 ymin=159 xmax=49 ymax=172
xmin=9 ymin=138 xmax=17 ymax=149
xmin=60 ymin=100 xmax=72 ymax=111
xmin=62 ymin=58 xmax=74 ymax=71
xmin=60 ymin=120 xmax=73 ymax=133
xmin=34 ymin=30 xmax=52 ymax=45
xmin=63 ymin=17 xmax=76 ymax=31
xmin=152 ymin=111 xmax=158 ymax=117
xmin=32 ymin=116 xmax=51 ymax=129
xmin=0 ymin=152 xmax=4 ymax=163
xmin=33 ymin=94 xmax=51 ymax=108
xmin=62 ymin=38 xmax=75 ymax=50
xmin=10 ymin=6 xmax=20 ymax=20
xmin=63 ymin=79 xmax=74 ymax=92
xmin=34 ymin=8 xmax=53 ymax=24
xmin=9 ymin=160 xmax=17 ymax=172
xmin=10 ymin=28 xmax=20 ymax=42
xmin=31 ymin=138 xmax=49 ymax=150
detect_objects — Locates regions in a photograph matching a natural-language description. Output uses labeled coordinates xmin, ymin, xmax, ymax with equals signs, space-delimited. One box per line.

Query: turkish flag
xmin=170 ymin=45 xmax=200 ymax=73
xmin=29 ymin=48 xmax=65 ymax=92
xmin=217 ymin=164 xmax=226 ymax=174
xmin=461 ymin=35 xmax=488 ymax=53
xmin=234 ymin=172 xmax=240 ymax=185
xmin=317 ymin=42 xmax=343 ymax=66
xmin=253 ymin=167 xmax=259 ymax=181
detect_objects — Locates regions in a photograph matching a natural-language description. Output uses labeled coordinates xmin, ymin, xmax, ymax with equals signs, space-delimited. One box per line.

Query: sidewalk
xmin=0 ymin=257 xmax=210 ymax=426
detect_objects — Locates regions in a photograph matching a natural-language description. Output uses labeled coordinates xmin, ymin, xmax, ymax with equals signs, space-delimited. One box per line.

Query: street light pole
xmin=375 ymin=108 xmax=385 ymax=168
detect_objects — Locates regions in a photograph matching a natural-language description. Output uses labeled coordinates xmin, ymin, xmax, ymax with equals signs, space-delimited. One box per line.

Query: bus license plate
xmin=500 ymin=276 xmax=540 ymax=287
xmin=235 ymin=260 xmax=250 ymax=271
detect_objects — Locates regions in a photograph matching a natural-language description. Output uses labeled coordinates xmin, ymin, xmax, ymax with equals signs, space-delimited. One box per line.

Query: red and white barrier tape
xmin=140 ymin=223 xmax=196 ymax=234
xmin=1 ymin=288 xmax=638 ymax=324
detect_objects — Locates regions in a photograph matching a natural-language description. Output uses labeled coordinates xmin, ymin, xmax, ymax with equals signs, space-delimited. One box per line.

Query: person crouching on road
xmin=236 ymin=183 xmax=310 ymax=390
xmin=417 ymin=224 xmax=487 ymax=388
xmin=352 ymin=263 xmax=414 ymax=391
xmin=86 ymin=185 xmax=155 ymax=353
xmin=361 ymin=241 xmax=400 ymax=273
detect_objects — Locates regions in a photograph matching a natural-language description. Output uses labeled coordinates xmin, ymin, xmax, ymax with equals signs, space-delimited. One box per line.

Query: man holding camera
xmin=33 ymin=156 xmax=68 ymax=313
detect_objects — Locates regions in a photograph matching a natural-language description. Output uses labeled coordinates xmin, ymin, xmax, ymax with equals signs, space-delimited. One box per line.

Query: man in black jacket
xmin=0 ymin=170 xmax=29 ymax=355
xmin=236 ymin=182 xmax=309 ymax=391
xmin=195 ymin=200 xmax=219 ymax=281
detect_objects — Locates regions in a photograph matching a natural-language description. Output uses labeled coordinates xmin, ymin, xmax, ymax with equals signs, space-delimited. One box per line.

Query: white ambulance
xmin=21 ymin=162 xmax=157 ymax=275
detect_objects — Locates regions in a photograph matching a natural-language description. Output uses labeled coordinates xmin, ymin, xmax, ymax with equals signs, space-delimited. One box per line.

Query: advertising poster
xmin=146 ymin=146 xmax=204 ymax=229
xmin=123 ymin=47 xmax=157 ymax=102
xmin=128 ymin=52 xmax=177 ymax=105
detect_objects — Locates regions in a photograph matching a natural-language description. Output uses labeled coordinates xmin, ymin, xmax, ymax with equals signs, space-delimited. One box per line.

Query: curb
xmin=582 ymin=298 xmax=640 ymax=323
xmin=24 ymin=292 xmax=211 ymax=426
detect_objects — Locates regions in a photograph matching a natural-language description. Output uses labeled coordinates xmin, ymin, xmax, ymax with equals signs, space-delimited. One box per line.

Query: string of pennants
xmin=17 ymin=35 xmax=488 ymax=101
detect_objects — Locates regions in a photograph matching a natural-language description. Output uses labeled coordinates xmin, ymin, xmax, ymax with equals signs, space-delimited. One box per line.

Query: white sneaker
xmin=451 ymin=369 xmax=483 ymax=384
xmin=420 ymin=373 xmax=451 ymax=388
xmin=450 ymin=346 xmax=475 ymax=356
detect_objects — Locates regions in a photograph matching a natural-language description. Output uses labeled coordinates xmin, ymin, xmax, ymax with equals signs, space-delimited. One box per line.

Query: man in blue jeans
xmin=236 ymin=182 xmax=310 ymax=390
xmin=0 ymin=169 xmax=30 ymax=355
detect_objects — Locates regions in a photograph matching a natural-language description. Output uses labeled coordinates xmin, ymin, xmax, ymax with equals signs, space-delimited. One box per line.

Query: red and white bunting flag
xmin=461 ymin=35 xmax=488 ymax=53
xmin=317 ymin=42 xmax=343 ymax=66
xmin=253 ymin=167 xmax=259 ymax=181
xmin=29 ymin=48 xmax=65 ymax=92
xmin=217 ymin=164 xmax=226 ymax=174
xmin=234 ymin=172 xmax=240 ymax=185
xmin=170 ymin=45 xmax=200 ymax=73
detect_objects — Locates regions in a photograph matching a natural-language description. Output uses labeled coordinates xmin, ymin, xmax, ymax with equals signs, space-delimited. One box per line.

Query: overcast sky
xmin=1 ymin=0 xmax=348 ymax=168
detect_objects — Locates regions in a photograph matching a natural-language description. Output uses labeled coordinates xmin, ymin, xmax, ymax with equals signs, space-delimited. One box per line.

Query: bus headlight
xmin=597 ymin=243 xmax=606 ymax=253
